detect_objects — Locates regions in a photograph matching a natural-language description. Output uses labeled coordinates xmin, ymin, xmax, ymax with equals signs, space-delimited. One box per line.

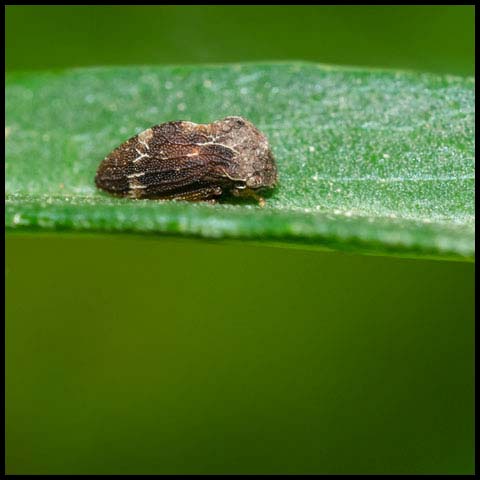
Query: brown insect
xmin=95 ymin=116 xmax=277 ymax=206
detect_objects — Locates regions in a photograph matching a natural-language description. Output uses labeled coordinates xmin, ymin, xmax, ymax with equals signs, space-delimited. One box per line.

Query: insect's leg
xmin=232 ymin=188 xmax=266 ymax=207
xmin=166 ymin=186 xmax=223 ymax=202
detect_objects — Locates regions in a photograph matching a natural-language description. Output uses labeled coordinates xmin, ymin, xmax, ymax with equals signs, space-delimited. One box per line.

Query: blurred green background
xmin=5 ymin=6 xmax=475 ymax=75
xmin=5 ymin=5 xmax=475 ymax=474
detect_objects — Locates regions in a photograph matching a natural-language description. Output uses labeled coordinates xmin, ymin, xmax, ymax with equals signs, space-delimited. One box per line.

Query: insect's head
xmin=218 ymin=116 xmax=278 ymax=191
xmin=245 ymin=149 xmax=277 ymax=191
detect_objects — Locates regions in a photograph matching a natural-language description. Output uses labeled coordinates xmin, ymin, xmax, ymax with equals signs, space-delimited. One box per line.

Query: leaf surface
xmin=5 ymin=63 xmax=475 ymax=260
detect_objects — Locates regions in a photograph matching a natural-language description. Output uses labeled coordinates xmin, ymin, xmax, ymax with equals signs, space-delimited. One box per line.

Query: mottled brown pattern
xmin=95 ymin=116 xmax=277 ymax=205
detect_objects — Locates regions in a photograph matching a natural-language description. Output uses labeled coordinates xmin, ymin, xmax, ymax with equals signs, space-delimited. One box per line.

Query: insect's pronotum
xmin=95 ymin=116 xmax=277 ymax=206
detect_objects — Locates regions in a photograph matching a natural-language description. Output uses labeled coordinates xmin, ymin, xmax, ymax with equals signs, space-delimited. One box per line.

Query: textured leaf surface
xmin=5 ymin=63 xmax=475 ymax=260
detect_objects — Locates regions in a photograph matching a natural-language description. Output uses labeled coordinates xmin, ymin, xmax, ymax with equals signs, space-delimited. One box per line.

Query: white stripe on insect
xmin=133 ymin=148 xmax=150 ymax=163
xmin=127 ymin=172 xmax=145 ymax=179
xmin=138 ymin=140 xmax=150 ymax=150
xmin=137 ymin=128 xmax=154 ymax=150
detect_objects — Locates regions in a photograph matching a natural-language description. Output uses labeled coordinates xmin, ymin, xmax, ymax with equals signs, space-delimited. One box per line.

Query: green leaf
xmin=5 ymin=63 xmax=474 ymax=261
